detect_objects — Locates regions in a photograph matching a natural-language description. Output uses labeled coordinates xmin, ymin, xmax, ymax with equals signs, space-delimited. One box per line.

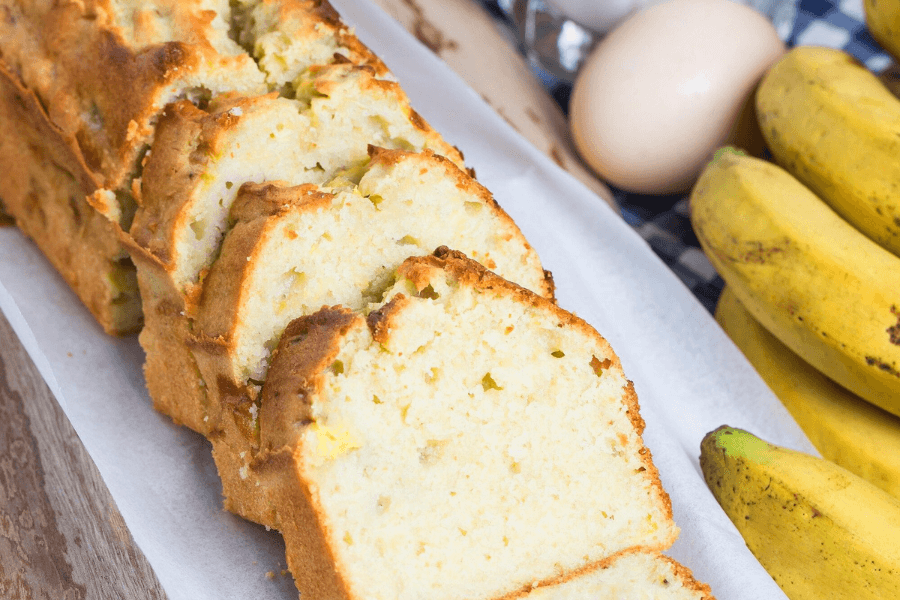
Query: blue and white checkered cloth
xmin=791 ymin=0 xmax=890 ymax=71
xmin=481 ymin=0 xmax=892 ymax=313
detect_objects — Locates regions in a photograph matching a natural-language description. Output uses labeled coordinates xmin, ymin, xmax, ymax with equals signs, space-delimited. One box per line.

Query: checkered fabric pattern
xmin=480 ymin=0 xmax=892 ymax=313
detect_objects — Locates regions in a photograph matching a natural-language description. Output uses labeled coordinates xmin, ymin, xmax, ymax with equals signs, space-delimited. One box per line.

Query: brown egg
xmin=570 ymin=0 xmax=785 ymax=195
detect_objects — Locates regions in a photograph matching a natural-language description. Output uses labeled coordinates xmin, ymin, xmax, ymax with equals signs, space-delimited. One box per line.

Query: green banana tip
xmin=711 ymin=146 xmax=747 ymax=163
xmin=701 ymin=425 xmax=777 ymax=464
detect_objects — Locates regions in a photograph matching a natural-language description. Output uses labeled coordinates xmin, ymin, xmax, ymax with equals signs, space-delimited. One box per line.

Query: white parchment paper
xmin=0 ymin=1 xmax=816 ymax=598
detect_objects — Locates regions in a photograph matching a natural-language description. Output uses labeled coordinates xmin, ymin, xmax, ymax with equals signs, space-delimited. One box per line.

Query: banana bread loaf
xmin=0 ymin=0 xmax=385 ymax=333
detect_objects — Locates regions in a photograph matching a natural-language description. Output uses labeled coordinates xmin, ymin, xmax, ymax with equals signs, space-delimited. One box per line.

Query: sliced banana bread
xmin=129 ymin=61 xmax=465 ymax=435
xmin=0 ymin=0 xmax=385 ymax=333
xmin=0 ymin=0 xmax=263 ymax=332
xmin=248 ymin=249 xmax=675 ymax=600
xmin=232 ymin=0 xmax=389 ymax=89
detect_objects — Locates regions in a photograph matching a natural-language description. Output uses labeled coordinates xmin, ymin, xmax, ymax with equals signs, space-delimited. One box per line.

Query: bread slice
xmin=524 ymin=552 xmax=715 ymax=600
xmin=129 ymin=60 xmax=465 ymax=435
xmin=132 ymin=62 xmax=463 ymax=296
xmin=184 ymin=150 xmax=550 ymax=521
xmin=247 ymin=248 xmax=676 ymax=600
xmin=232 ymin=0 xmax=389 ymax=89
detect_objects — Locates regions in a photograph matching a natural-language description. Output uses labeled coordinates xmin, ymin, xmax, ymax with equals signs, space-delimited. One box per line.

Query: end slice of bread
xmin=524 ymin=551 xmax=715 ymax=600
xmin=0 ymin=61 xmax=142 ymax=333
xmin=249 ymin=249 xmax=676 ymax=600
xmin=0 ymin=0 xmax=389 ymax=335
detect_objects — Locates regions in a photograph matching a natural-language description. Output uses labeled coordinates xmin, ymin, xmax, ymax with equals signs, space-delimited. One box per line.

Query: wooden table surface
xmin=0 ymin=308 xmax=168 ymax=599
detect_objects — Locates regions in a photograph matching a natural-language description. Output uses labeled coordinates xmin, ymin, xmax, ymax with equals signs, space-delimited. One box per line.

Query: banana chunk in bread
xmin=525 ymin=552 xmax=715 ymax=600
xmin=130 ymin=62 xmax=465 ymax=435
xmin=187 ymin=149 xmax=550 ymax=521
xmin=248 ymin=249 xmax=676 ymax=600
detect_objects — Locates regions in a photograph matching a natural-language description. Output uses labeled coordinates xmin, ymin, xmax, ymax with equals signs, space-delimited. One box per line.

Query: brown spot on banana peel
xmin=738 ymin=241 xmax=786 ymax=264
xmin=865 ymin=356 xmax=900 ymax=378
xmin=889 ymin=306 xmax=900 ymax=346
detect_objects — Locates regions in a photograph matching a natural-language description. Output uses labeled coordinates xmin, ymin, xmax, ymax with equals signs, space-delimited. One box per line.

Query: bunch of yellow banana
xmin=693 ymin=33 xmax=900 ymax=595
xmin=691 ymin=148 xmax=900 ymax=417
xmin=700 ymin=426 xmax=900 ymax=599
xmin=715 ymin=285 xmax=900 ymax=499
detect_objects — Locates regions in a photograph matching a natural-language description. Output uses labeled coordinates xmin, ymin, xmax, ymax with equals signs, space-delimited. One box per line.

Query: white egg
xmin=569 ymin=0 xmax=785 ymax=195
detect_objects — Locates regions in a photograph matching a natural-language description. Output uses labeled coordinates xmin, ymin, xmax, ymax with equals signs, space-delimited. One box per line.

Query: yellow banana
xmin=700 ymin=426 xmax=900 ymax=599
xmin=756 ymin=46 xmax=900 ymax=257
xmin=715 ymin=285 xmax=900 ymax=499
xmin=690 ymin=148 xmax=900 ymax=417
xmin=865 ymin=0 xmax=900 ymax=64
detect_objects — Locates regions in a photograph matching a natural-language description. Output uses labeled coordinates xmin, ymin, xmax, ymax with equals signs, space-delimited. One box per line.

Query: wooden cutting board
xmin=0 ymin=307 xmax=168 ymax=598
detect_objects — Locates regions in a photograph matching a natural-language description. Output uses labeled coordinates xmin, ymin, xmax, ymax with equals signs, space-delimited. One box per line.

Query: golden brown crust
xmin=0 ymin=0 xmax=262 ymax=191
xmin=261 ymin=0 xmax=389 ymax=77
xmin=121 ymin=233 xmax=213 ymax=432
xmin=251 ymin=446 xmax=354 ymax=600
xmin=506 ymin=550 xmax=715 ymax=600
xmin=655 ymin=554 xmax=716 ymax=600
xmin=130 ymin=99 xmax=208 ymax=265
xmin=0 ymin=58 xmax=141 ymax=334
xmin=542 ymin=269 xmax=556 ymax=300
xmin=229 ymin=181 xmax=335 ymax=224
xmin=624 ymin=382 xmax=675 ymax=527
xmin=259 ymin=307 xmax=362 ymax=452
xmin=366 ymin=293 xmax=412 ymax=345
xmin=405 ymin=246 xmax=559 ymax=308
